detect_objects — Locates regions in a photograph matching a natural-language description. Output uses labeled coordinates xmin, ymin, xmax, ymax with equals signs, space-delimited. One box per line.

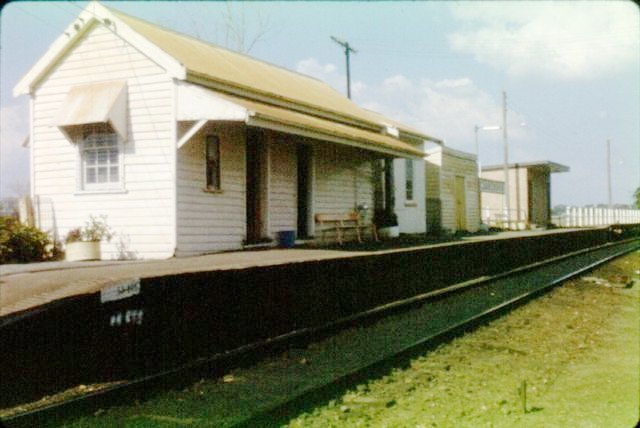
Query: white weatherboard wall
xmin=31 ymin=23 xmax=175 ymax=259
xmin=266 ymin=131 xmax=298 ymax=237
xmin=313 ymin=144 xmax=376 ymax=236
xmin=176 ymin=122 xmax=246 ymax=256
xmin=394 ymin=158 xmax=426 ymax=234
xmin=426 ymin=147 xmax=480 ymax=232
xmin=481 ymin=168 xmax=529 ymax=228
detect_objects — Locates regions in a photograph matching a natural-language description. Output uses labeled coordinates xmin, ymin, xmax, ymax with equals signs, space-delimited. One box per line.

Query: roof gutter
xmin=246 ymin=113 xmax=424 ymax=159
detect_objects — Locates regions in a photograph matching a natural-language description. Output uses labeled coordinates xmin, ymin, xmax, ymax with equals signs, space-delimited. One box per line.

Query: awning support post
xmin=384 ymin=158 xmax=395 ymax=212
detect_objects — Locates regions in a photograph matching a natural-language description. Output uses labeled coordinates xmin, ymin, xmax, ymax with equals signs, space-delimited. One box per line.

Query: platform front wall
xmin=4 ymin=227 xmax=636 ymax=405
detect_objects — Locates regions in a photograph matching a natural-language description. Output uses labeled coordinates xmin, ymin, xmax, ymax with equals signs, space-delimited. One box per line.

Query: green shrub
xmin=0 ymin=217 xmax=54 ymax=264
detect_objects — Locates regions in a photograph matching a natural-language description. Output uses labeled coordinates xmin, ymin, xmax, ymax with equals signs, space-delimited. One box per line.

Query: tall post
xmin=331 ymin=36 xmax=357 ymax=99
xmin=606 ymin=139 xmax=612 ymax=209
xmin=384 ymin=158 xmax=394 ymax=211
xmin=502 ymin=91 xmax=510 ymax=228
xmin=346 ymin=44 xmax=352 ymax=99
xmin=474 ymin=126 xmax=480 ymax=225
xmin=474 ymin=125 xmax=480 ymax=175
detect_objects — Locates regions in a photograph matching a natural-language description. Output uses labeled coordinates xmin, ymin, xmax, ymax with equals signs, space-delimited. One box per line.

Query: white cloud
xmin=382 ymin=74 xmax=411 ymax=89
xmin=357 ymin=74 xmax=527 ymax=155
xmin=448 ymin=1 xmax=639 ymax=79
xmin=323 ymin=63 xmax=336 ymax=73
xmin=295 ymin=57 xmax=366 ymax=97
xmin=295 ymin=58 xmax=536 ymax=164
xmin=0 ymin=103 xmax=30 ymax=197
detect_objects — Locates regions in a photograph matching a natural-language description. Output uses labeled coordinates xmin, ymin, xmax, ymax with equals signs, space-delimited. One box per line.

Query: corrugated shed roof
xmin=107 ymin=6 xmax=436 ymax=142
xmin=482 ymin=161 xmax=570 ymax=173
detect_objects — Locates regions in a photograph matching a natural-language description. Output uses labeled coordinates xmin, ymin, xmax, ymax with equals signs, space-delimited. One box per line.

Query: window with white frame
xmin=405 ymin=158 xmax=414 ymax=201
xmin=80 ymin=125 xmax=121 ymax=190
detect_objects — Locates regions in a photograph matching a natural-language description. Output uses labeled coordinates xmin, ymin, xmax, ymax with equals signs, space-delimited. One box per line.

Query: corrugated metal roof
xmin=222 ymin=92 xmax=425 ymax=158
xmin=482 ymin=161 xmax=570 ymax=173
xmin=106 ymin=6 xmax=437 ymax=144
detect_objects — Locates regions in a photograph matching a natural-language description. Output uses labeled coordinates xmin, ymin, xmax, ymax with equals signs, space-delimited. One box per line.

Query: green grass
xmin=288 ymin=251 xmax=640 ymax=427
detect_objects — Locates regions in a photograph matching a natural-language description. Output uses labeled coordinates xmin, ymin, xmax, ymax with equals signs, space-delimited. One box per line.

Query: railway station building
xmin=480 ymin=161 xmax=570 ymax=229
xmin=14 ymin=1 xmax=442 ymax=259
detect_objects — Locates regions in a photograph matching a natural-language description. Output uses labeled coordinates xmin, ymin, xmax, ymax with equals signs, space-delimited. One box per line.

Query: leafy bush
xmin=82 ymin=215 xmax=113 ymax=242
xmin=65 ymin=215 xmax=113 ymax=243
xmin=0 ymin=217 xmax=54 ymax=264
xmin=65 ymin=228 xmax=83 ymax=244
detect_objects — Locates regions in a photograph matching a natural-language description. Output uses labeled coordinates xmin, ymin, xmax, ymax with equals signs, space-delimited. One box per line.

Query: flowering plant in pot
xmin=374 ymin=209 xmax=400 ymax=238
xmin=65 ymin=215 xmax=113 ymax=261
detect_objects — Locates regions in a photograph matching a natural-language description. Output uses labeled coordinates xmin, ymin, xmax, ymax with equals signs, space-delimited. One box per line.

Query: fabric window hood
xmin=54 ymin=80 xmax=128 ymax=141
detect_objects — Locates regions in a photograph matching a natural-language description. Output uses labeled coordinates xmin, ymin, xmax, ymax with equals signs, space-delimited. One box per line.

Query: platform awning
xmin=482 ymin=161 xmax=570 ymax=174
xmin=217 ymin=92 xmax=424 ymax=158
xmin=175 ymin=80 xmax=424 ymax=158
xmin=53 ymin=80 xmax=128 ymax=140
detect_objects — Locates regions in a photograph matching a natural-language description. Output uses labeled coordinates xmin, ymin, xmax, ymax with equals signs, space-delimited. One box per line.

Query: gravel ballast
xmin=288 ymin=251 xmax=640 ymax=427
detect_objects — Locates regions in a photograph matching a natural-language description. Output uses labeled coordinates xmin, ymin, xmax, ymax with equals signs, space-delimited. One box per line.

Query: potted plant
xmin=374 ymin=209 xmax=399 ymax=239
xmin=65 ymin=215 xmax=113 ymax=261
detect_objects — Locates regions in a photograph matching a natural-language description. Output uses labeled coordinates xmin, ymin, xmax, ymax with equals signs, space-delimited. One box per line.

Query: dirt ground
xmin=288 ymin=251 xmax=640 ymax=427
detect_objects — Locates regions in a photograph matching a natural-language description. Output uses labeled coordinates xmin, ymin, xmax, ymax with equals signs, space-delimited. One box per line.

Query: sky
xmin=1 ymin=0 xmax=638 ymax=207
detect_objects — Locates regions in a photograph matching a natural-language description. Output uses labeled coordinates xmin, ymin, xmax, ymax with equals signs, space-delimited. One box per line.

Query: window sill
xmin=202 ymin=188 xmax=224 ymax=194
xmin=404 ymin=201 xmax=418 ymax=207
xmin=75 ymin=188 xmax=128 ymax=196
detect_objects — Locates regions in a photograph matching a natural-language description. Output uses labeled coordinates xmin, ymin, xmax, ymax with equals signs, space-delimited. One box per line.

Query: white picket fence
xmin=552 ymin=206 xmax=640 ymax=227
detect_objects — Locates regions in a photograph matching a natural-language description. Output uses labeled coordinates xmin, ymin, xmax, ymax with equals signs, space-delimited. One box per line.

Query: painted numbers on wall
xmin=110 ymin=309 xmax=144 ymax=327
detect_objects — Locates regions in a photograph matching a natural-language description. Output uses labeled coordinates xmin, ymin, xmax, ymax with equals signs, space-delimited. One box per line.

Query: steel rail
xmin=237 ymin=238 xmax=640 ymax=426
xmin=2 ymin=238 xmax=639 ymax=427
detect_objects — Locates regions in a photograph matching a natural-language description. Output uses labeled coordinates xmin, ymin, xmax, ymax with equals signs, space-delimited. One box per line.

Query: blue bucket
xmin=276 ymin=230 xmax=296 ymax=248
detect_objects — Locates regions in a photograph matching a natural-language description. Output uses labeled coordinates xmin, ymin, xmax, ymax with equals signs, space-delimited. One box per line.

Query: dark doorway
xmin=246 ymin=127 xmax=264 ymax=244
xmin=297 ymin=144 xmax=311 ymax=238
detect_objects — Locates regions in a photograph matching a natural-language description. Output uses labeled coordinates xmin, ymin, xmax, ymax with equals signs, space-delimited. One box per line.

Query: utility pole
xmin=331 ymin=36 xmax=357 ymax=99
xmin=606 ymin=139 xmax=612 ymax=208
xmin=502 ymin=91 xmax=510 ymax=228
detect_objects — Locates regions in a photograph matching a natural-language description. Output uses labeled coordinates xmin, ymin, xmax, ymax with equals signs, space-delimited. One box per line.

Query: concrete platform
xmin=0 ymin=228 xmax=589 ymax=318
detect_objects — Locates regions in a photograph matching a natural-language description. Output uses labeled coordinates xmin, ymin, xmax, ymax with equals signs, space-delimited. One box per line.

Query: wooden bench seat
xmin=315 ymin=212 xmax=378 ymax=245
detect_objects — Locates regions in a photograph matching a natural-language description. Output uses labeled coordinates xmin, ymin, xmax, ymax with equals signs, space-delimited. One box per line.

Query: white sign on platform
xmin=100 ymin=278 xmax=141 ymax=303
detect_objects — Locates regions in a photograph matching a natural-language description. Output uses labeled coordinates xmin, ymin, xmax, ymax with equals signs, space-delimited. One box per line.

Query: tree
xmin=634 ymin=186 xmax=640 ymax=209
xmin=180 ymin=3 xmax=274 ymax=54
xmin=222 ymin=3 xmax=273 ymax=54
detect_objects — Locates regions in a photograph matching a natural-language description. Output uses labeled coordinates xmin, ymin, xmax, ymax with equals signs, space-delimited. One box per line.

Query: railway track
xmin=2 ymin=237 xmax=639 ymax=427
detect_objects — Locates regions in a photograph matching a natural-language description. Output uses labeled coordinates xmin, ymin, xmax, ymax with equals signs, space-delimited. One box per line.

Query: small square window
xmin=80 ymin=124 xmax=120 ymax=190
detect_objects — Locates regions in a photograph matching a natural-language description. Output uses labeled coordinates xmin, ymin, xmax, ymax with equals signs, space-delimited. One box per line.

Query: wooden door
xmin=455 ymin=176 xmax=466 ymax=231
xmin=246 ymin=127 xmax=263 ymax=243
xmin=297 ymin=144 xmax=311 ymax=238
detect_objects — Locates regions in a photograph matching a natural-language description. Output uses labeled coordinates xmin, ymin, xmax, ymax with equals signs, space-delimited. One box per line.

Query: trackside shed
xmin=425 ymin=146 xmax=480 ymax=233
